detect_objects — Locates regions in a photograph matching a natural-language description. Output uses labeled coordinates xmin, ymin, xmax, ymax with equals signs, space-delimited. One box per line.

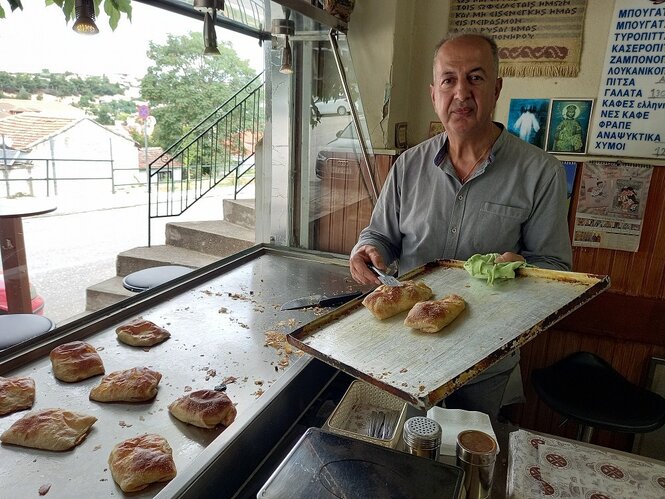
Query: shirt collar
xmin=433 ymin=122 xmax=505 ymax=168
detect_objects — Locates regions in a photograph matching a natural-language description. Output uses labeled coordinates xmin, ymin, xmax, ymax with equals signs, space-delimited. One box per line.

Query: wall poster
xmin=507 ymin=98 xmax=550 ymax=149
xmin=573 ymin=161 xmax=654 ymax=252
xmin=588 ymin=0 xmax=665 ymax=159
xmin=448 ymin=0 xmax=587 ymax=77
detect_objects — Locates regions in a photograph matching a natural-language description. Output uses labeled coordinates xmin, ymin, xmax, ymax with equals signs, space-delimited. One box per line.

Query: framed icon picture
xmin=428 ymin=121 xmax=445 ymax=138
xmin=395 ymin=122 xmax=408 ymax=149
xmin=506 ymin=98 xmax=550 ymax=150
xmin=546 ymin=99 xmax=594 ymax=154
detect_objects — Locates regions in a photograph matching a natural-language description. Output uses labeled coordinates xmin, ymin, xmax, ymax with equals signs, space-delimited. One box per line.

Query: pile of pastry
xmin=0 ymin=318 xmax=237 ymax=493
xmin=362 ymin=281 xmax=466 ymax=333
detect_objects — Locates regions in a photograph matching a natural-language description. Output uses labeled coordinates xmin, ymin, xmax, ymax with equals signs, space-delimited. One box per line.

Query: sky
xmin=0 ymin=2 xmax=264 ymax=78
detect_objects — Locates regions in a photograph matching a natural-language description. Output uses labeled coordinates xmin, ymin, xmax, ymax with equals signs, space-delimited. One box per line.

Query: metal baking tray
xmin=0 ymin=245 xmax=367 ymax=498
xmin=288 ymin=259 xmax=610 ymax=409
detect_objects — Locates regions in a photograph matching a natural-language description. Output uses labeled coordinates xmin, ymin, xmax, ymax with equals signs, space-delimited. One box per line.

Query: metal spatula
xmin=369 ymin=265 xmax=402 ymax=287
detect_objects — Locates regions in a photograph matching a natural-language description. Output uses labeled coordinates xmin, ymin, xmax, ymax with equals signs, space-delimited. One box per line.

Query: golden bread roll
xmin=168 ymin=389 xmax=237 ymax=429
xmin=108 ymin=433 xmax=177 ymax=493
xmin=0 ymin=376 xmax=35 ymax=416
xmin=89 ymin=367 xmax=162 ymax=403
xmin=116 ymin=319 xmax=171 ymax=347
xmin=0 ymin=408 xmax=97 ymax=451
xmin=362 ymin=280 xmax=433 ymax=320
xmin=49 ymin=341 xmax=104 ymax=382
xmin=404 ymin=294 xmax=466 ymax=333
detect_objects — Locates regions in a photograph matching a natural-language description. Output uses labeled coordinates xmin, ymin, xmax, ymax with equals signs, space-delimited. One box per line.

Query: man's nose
xmin=454 ymin=79 xmax=472 ymax=100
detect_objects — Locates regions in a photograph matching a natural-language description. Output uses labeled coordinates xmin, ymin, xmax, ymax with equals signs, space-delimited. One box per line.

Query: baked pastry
xmin=108 ymin=434 xmax=177 ymax=492
xmin=89 ymin=367 xmax=162 ymax=403
xmin=116 ymin=319 xmax=171 ymax=347
xmin=49 ymin=341 xmax=104 ymax=382
xmin=168 ymin=390 xmax=237 ymax=429
xmin=404 ymin=294 xmax=466 ymax=333
xmin=362 ymin=280 xmax=433 ymax=320
xmin=0 ymin=376 xmax=35 ymax=416
xmin=0 ymin=408 xmax=97 ymax=451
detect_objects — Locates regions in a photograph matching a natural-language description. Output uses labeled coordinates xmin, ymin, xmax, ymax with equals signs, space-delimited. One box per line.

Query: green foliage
xmin=140 ymin=31 xmax=257 ymax=150
xmin=0 ymin=71 xmax=125 ymax=97
xmin=0 ymin=0 xmax=132 ymax=30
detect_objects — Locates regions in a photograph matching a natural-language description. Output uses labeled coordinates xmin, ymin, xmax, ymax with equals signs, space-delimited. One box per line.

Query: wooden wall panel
xmin=313 ymin=153 xmax=396 ymax=255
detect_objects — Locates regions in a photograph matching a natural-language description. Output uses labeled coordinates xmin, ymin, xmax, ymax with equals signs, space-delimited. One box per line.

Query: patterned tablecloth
xmin=507 ymin=430 xmax=665 ymax=499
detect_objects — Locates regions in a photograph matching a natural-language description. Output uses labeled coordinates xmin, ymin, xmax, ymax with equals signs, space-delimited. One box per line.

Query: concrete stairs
xmin=85 ymin=198 xmax=255 ymax=312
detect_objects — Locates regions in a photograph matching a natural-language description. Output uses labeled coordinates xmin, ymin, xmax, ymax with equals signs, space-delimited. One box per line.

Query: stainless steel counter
xmin=0 ymin=245 xmax=368 ymax=498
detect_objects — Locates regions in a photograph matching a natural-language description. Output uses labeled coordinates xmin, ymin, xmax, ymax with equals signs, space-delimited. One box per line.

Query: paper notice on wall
xmin=573 ymin=161 xmax=653 ymax=252
xmin=588 ymin=0 xmax=665 ymax=159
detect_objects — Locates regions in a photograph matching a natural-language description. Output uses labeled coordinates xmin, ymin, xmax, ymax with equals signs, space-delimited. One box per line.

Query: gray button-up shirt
xmin=354 ymin=125 xmax=573 ymax=383
xmin=355 ymin=125 xmax=573 ymax=274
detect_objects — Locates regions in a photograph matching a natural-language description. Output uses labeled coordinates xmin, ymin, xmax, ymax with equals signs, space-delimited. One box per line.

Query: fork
xmin=369 ymin=265 xmax=402 ymax=287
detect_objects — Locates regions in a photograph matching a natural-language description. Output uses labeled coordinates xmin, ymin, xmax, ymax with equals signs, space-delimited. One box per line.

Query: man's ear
xmin=495 ymin=77 xmax=503 ymax=100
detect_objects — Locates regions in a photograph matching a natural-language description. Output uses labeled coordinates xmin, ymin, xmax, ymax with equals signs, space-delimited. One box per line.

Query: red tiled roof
xmin=0 ymin=114 xmax=77 ymax=151
xmin=138 ymin=147 xmax=183 ymax=170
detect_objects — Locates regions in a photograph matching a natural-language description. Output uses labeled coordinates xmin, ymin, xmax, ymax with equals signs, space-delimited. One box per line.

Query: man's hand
xmin=494 ymin=252 xmax=525 ymax=263
xmin=349 ymin=245 xmax=386 ymax=285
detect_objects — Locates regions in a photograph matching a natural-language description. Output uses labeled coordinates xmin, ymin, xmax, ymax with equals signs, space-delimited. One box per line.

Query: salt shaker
xmin=402 ymin=416 xmax=441 ymax=459
xmin=456 ymin=429 xmax=497 ymax=499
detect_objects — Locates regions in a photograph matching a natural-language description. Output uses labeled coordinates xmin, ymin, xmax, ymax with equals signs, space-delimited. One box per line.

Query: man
xmin=349 ymin=32 xmax=572 ymax=419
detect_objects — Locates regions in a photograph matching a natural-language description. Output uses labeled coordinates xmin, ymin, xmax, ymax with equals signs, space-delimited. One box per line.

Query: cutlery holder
xmin=324 ymin=380 xmax=408 ymax=448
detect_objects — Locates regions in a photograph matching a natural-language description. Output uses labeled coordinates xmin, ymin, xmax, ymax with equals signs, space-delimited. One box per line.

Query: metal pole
xmin=1 ymin=134 xmax=9 ymax=198
xmin=109 ymin=138 xmax=116 ymax=194
xmin=144 ymin=121 xmax=149 ymax=186
xmin=49 ymin=138 xmax=58 ymax=196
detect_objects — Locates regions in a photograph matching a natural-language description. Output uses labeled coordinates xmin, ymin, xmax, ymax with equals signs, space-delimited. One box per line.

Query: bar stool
xmin=531 ymin=351 xmax=665 ymax=442
xmin=122 ymin=265 xmax=192 ymax=293
xmin=0 ymin=314 xmax=56 ymax=351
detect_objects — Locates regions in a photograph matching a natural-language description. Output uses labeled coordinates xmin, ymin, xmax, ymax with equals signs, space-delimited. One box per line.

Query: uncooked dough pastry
xmin=0 ymin=408 xmax=97 ymax=451
xmin=116 ymin=319 xmax=171 ymax=347
xmin=89 ymin=367 xmax=162 ymax=402
xmin=0 ymin=376 xmax=35 ymax=416
xmin=168 ymin=390 xmax=237 ymax=429
xmin=49 ymin=341 xmax=104 ymax=382
xmin=362 ymin=280 xmax=433 ymax=320
xmin=108 ymin=433 xmax=177 ymax=493
xmin=404 ymin=294 xmax=466 ymax=333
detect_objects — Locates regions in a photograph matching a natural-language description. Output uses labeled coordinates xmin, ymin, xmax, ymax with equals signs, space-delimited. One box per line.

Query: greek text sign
xmin=589 ymin=0 xmax=665 ymax=159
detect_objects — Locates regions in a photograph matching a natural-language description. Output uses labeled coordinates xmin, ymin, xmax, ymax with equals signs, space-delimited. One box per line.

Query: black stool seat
xmin=532 ymin=352 xmax=665 ymax=436
xmin=0 ymin=314 xmax=55 ymax=350
xmin=122 ymin=265 xmax=192 ymax=293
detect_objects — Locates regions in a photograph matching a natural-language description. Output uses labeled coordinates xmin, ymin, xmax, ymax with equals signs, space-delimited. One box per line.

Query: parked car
xmin=0 ymin=271 xmax=45 ymax=315
xmin=315 ymin=122 xmax=361 ymax=179
xmin=313 ymin=97 xmax=350 ymax=116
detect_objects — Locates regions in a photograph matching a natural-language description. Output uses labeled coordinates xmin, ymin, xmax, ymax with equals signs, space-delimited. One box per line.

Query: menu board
xmin=588 ymin=0 xmax=665 ymax=159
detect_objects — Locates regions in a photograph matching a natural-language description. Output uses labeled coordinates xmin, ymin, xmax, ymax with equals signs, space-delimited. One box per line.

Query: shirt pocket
xmin=473 ymin=202 xmax=527 ymax=253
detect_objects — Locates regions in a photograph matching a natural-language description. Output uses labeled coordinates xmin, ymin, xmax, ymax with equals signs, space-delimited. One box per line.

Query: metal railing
xmin=147 ymin=72 xmax=264 ymax=246
xmin=0 ymin=157 xmax=144 ymax=199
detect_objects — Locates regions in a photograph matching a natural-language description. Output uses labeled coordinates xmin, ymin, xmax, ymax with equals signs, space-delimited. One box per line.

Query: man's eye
xmin=469 ymin=75 xmax=483 ymax=82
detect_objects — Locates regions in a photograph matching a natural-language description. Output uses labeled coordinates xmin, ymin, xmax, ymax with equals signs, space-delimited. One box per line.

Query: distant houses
xmin=0 ymin=113 xmax=140 ymax=198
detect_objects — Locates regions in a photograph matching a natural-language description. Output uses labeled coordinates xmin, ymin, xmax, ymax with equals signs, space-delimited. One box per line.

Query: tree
xmin=140 ymin=31 xmax=257 ymax=151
